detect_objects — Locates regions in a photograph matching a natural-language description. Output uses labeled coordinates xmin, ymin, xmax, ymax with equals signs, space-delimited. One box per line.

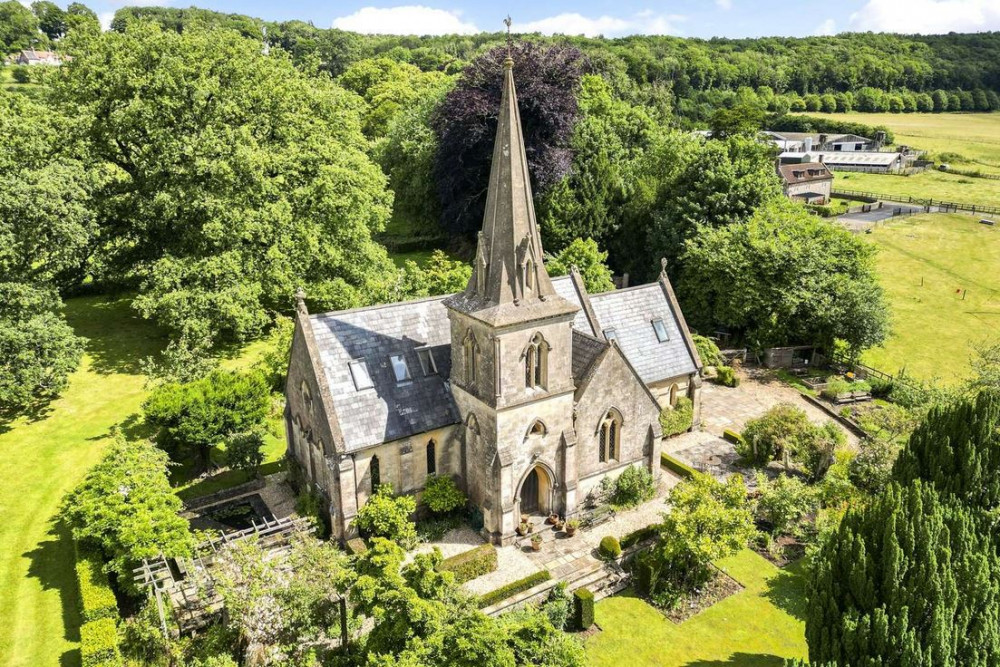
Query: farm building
xmin=777 ymin=162 xmax=833 ymax=203
xmin=778 ymin=150 xmax=905 ymax=173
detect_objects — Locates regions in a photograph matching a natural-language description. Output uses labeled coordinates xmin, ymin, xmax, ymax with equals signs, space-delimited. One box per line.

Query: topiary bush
xmin=437 ymin=543 xmax=498 ymax=583
xmin=421 ymin=474 xmax=466 ymax=514
xmin=599 ymin=535 xmax=622 ymax=560
xmin=573 ymin=587 xmax=595 ymax=630
xmin=715 ymin=365 xmax=740 ymax=387
xmin=80 ymin=617 xmax=122 ymax=667
xmin=660 ymin=396 xmax=694 ymax=437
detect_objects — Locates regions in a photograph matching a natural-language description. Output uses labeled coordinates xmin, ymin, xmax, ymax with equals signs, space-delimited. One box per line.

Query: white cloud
xmin=814 ymin=18 xmax=837 ymax=35
xmin=849 ymin=0 xmax=1000 ymax=33
xmin=100 ymin=12 xmax=116 ymax=30
xmin=716 ymin=0 xmax=733 ymax=10
xmin=331 ymin=6 xmax=479 ymax=35
xmin=518 ymin=11 xmax=685 ymax=37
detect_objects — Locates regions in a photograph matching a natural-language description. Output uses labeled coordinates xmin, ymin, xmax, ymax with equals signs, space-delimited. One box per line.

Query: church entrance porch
xmin=516 ymin=464 xmax=553 ymax=519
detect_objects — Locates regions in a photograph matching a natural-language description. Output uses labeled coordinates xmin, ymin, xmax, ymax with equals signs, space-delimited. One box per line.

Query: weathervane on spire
xmin=503 ymin=15 xmax=513 ymax=58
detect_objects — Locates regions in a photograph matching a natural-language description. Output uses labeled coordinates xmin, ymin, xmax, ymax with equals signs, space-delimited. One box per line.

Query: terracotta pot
xmin=531 ymin=540 xmax=542 ymax=551
xmin=547 ymin=514 xmax=559 ymax=525
xmin=554 ymin=521 xmax=565 ymax=531
xmin=566 ymin=526 xmax=577 ymax=537
xmin=517 ymin=524 xmax=528 ymax=537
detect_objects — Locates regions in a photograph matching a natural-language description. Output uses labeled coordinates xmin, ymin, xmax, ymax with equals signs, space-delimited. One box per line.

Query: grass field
xmin=0 ymin=296 xmax=285 ymax=667
xmin=835 ymin=169 xmax=1000 ymax=209
xmin=862 ymin=213 xmax=1000 ymax=383
xmin=801 ymin=111 xmax=1000 ymax=172
xmin=586 ymin=550 xmax=807 ymax=666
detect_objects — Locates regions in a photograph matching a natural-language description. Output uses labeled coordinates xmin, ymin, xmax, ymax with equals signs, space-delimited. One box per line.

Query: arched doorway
xmin=518 ymin=465 xmax=552 ymax=516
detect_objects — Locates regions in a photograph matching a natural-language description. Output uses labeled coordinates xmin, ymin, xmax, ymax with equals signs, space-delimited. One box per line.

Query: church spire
xmin=467 ymin=54 xmax=559 ymax=307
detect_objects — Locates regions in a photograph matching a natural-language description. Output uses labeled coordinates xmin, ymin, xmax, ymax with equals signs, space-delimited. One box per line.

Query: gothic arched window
xmin=524 ymin=333 xmax=548 ymax=390
xmin=463 ymin=330 xmax=479 ymax=385
xmin=598 ymin=409 xmax=622 ymax=463
xmin=524 ymin=258 xmax=535 ymax=293
xmin=370 ymin=455 xmax=381 ymax=492
xmin=426 ymin=440 xmax=436 ymax=475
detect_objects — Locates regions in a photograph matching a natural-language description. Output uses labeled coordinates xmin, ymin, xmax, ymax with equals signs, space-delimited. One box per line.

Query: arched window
xmin=598 ymin=410 xmax=622 ymax=463
xmin=463 ymin=330 xmax=479 ymax=385
xmin=426 ymin=440 xmax=436 ymax=475
xmin=529 ymin=420 xmax=546 ymax=436
xmin=524 ymin=333 xmax=548 ymax=390
xmin=524 ymin=258 xmax=535 ymax=293
xmin=370 ymin=455 xmax=381 ymax=492
xmin=669 ymin=383 xmax=679 ymax=407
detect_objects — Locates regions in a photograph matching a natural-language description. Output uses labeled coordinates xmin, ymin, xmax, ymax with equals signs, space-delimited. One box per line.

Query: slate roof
xmin=550 ymin=276 xmax=594 ymax=334
xmin=308 ymin=296 xmax=458 ymax=452
xmin=588 ymin=283 xmax=698 ymax=384
xmin=571 ymin=329 xmax=608 ymax=386
xmin=778 ymin=162 xmax=833 ymax=185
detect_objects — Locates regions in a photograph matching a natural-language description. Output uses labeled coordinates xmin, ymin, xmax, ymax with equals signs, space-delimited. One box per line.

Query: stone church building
xmin=285 ymin=57 xmax=703 ymax=544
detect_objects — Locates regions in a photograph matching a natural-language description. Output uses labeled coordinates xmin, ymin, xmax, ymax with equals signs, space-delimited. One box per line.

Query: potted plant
xmin=517 ymin=521 xmax=529 ymax=536
xmin=566 ymin=519 xmax=579 ymax=537
xmin=553 ymin=517 xmax=565 ymax=531
xmin=531 ymin=533 xmax=543 ymax=551
xmin=526 ymin=521 xmax=534 ymax=534
xmin=547 ymin=512 xmax=559 ymax=525
xmin=521 ymin=513 xmax=530 ymax=524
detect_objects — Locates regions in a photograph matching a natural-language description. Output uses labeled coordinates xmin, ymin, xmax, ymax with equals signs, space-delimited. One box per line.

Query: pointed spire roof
xmin=444 ymin=56 xmax=577 ymax=327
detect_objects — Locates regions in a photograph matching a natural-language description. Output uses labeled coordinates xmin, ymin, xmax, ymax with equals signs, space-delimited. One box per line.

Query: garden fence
xmin=833 ymin=189 xmax=1000 ymax=217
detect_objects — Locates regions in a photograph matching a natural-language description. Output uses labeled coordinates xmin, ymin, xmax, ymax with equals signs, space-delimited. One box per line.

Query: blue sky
xmin=93 ymin=0 xmax=1000 ymax=37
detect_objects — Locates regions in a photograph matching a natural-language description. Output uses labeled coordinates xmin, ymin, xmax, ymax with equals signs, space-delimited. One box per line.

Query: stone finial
xmin=660 ymin=257 xmax=668 ymax=275
xmin=294 ymin=287 xmax=308 ymax=314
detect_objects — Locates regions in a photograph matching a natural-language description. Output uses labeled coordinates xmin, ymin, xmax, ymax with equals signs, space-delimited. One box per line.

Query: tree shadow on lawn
xmin=63 ymin=294 xmax=168 ymax=377
xmin=683 ymin=653 xmax=789 ymax=666
xmin=24 ymin=520 xmax=83 ymax=667
xmin=761 ymin=559 xmax=808 ymax=622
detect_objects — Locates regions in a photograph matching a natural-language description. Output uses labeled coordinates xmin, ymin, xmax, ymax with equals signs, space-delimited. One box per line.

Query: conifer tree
xmin=893 ymin=389 xmax=1000 ymax=513
xmin=806 ymin=481 xmax=1000 ymax=666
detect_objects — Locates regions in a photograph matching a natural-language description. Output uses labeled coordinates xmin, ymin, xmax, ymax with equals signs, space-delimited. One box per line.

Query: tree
xmin=546 ymin=237 xmax=615 ymax=293
xmin=753 ymin=472 xmax=817 ymax=536
xmin=63 ymin=436 xmax=193 ymax=592
xmin=968 ymin=339 xmax=1000 ymax=394
xmin=893 ymin=389 xmax=1000 ymax=513
xmin=432 ymin=42 xmax=586 ymax=237
xmin=0 ymin=283 xmax=83 ymax=415
xmin=709 ymin=103 xmax=766 ymax=139
xmin=338 ymin=57 xmax=449 ymax=139
xmin=634 ymin=474 xmax=755 ymax=605
xmin=849 ymin=435 xmax=902 ymax=495
xmin=353 ymin=483 xmax=418 ymax=549
xmin=143 ymin=369 xmax=271 ymax=468
xmin=678 ymin=199 xmax=889 ymax=353
xmin=0 ymin=1 xmax=41 ymax=52
xmin=739 ymin=403 xmax=818 ymax=467
xmin=806 ymin=481 xmax=1000 ymax=666
xmin=31 ymin=1 xmax=66 ymax=40
xmin=56 ymin=24 xmax=397 ymax=355
xmin=225 ymin=431 xmax=266 ymax=476
xmin=398 ymin=250 xmax=471 ymax=299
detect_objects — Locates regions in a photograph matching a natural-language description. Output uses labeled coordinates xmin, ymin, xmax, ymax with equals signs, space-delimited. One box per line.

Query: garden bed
xmin=754 ymin=535 xmax=806 ymax=568
xmin=662 ymin=567 xmax=744 ymax=624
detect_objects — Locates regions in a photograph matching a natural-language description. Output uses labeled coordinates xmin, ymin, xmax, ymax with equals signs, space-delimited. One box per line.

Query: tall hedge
xmin=80 ymin=617 xmax=122 ymax=667
xmin=74 ymin=541 xmax=118 ymax=623
xmin=806 ymin=481 xmax=1000 ymax=666
xmin=573 ymin=588 xmax=594 ymax=630
xmin=893 ymin=389 xmax=1000 ymax=513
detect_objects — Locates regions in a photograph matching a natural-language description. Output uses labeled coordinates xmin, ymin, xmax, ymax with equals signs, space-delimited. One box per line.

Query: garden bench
xmin=833 ymin=391 xmax=872 ymax=405
xmin=579 ymin=505 xmax=616 ymax=530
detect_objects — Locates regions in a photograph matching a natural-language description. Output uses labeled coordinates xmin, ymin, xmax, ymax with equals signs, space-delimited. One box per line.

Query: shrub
xmin=599 ymin=535 xmax=622 ymax=560
xmin=421 ymin=474 xmax=466 ymax=514
xmin=796 ymin=422 xmax=846 ymax=481
xmin=820 ymin=377 xmax=850 ymax=400
xmin=739 ymin=403 xmax=815 ymax=466
xmin=715 ymin=365 xmax=740 ymax=387
xmin=660 ymin=396 xmax=694 ymax=437
xmin=869 ymin=376 xmax=893 ymax=398
xmin=723 ymin=428 xmax=744 ymax=445
xmin=660 ymin=452 xmax=698 ymax=479
xmin=573 ymin=588 xmax=595 ymax=630
xmin=437 ymin=543 xmax=498 ymax=583
xmin=75 ymin=542 xmax=118 ymax=623
xmin=80 ymin=617 xmax=122 ymax=667
xmin=754 ymin=472 xmax=817 ymax=536
xmin=692 ymin=334 xmax=725 ymax=367
xmin=354 ymin=483 xmax=418 ymax=549
xmin=296 ymin=487 xmax=329 ymax=538
xmin=543 ymin=582 xmax=572 ymax=630
xmin=607 ymin=465 xmax=656 ymax=509
xmin=477 ymin=570 xmax=551 ymax=608
xmin=11 ymin=66 xmax=30 ymax=84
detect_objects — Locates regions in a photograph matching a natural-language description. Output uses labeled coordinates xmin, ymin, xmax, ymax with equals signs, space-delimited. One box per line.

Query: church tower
xmin=444 ymin=55 xmax=581 ymax=544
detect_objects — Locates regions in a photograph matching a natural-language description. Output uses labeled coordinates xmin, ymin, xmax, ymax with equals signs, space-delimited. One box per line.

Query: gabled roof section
xmin=571 ymin=329 xmax=608 ymax=388
xmin=443 ymin=56 xmax=577 ymax=328
xmin=307 ymin=296 xmax=459 ymax=452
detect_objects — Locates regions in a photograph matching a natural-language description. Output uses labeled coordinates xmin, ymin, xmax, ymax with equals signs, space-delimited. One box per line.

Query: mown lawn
xmin=0 ymin=296 xmax=287 ymax=666
xmin=862 ymin=213 xmax=1000 ymax=383
xmin=586 ymin=550 xmax=808 ymax=666
xmin=800 ymin=111 xmax=1000 ymax=173
xmin=834 ymin=169 xmax=1000 ymax=209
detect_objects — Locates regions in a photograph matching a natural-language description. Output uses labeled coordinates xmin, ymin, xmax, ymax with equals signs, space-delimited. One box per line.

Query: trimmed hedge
xmin=437 ymin=543 xmax=498 ymax=584
xmin=80 ymin=617 xmax=122 ymax=667
xmin=478 ymin=570 xmax=551 ymax=608
xmin=75 ymin=542 xmax=118 ymax=623
xmin=599 ymin=535 xmax=622 ymax=560
xmin=574 ymin=588 xmax=595 ymax=630
xmin=723 ymin=429 xmax=744 ymax=446
xmin=661 ymin=452 xmax=698 ymax=479
xmin=620 ymin=525 xmax=659 ymax=550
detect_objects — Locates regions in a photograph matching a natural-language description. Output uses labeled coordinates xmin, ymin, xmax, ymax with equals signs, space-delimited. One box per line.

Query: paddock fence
xmin=832 ymin=189 xmax=1000 ymax=217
